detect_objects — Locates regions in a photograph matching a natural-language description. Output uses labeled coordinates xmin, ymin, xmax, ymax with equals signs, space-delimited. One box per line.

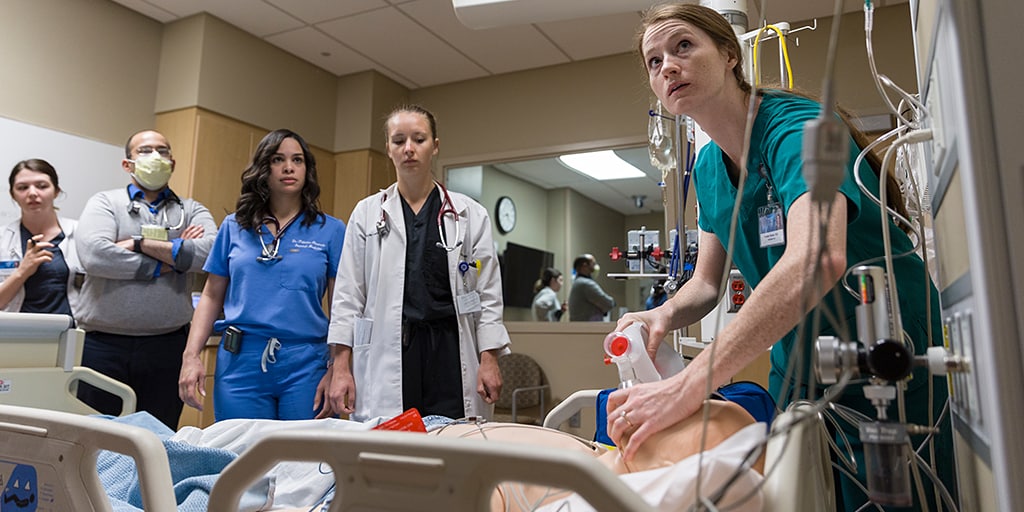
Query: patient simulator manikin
xmin=273 ymin=400 xmax=764 ymax=512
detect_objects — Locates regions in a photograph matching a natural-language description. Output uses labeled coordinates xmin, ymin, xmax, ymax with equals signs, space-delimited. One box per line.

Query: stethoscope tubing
xmin=127 ymin=195 xmax=186 ymax=231
xmin=378 ymin=182 xmax=463 ymax=252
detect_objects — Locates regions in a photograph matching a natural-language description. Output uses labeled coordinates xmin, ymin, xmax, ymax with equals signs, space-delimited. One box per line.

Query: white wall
xmin=0 ymin=116 xmax=126 ymax=225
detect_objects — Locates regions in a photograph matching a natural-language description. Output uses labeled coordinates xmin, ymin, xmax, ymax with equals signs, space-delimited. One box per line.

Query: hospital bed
xmin=0 ymin=310 xmax=831 ymax=511
xmin=0 ymin=397 xmax=833 ymax=512
xmin=0 ymin=311 xmax=135 ymax=415
xmin=0 ymin=401 xmax=654 ymax=511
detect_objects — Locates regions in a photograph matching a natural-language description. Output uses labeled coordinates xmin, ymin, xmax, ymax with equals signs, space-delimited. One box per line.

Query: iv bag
xmin=648 ymin=99 xmax=676 ymax=173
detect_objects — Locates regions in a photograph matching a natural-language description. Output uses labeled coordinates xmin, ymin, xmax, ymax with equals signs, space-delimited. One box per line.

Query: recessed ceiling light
xmin=557 ymin=150 xmax=645 ymax=181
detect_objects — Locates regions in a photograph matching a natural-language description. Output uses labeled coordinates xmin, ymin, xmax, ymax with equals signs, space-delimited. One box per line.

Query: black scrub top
xmin=19 ymin=225 xmax=72 ymax=315
xmin=401 ymin=188 xmax=456 ymax=322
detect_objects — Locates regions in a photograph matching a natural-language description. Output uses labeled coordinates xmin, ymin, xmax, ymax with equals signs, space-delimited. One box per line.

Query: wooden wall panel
xmin=192 ymin=112 xmax=253 ymax=223
xmin=157 ymin=107 xmax=199 ymax=196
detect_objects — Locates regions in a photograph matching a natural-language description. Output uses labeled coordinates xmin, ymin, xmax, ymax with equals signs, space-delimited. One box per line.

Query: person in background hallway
xmin=75 ymin=130 xmax=216 ymax=430
xmin=567 ymin=253 xmax=615 ymax=321
xmin=326 ymin=105 xmax=509 ymax=422
xmin=179 ymin=129 xmax=345 ymax=421
xmin=1 ymin=159 xmax=83 ymax=315
xmin=531 ymin=267 xmax=566 ymax=321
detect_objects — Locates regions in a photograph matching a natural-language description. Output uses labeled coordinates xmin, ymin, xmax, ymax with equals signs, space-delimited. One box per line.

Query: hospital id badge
xmin=456 ymin=291 xmax=482 ymax=315
xmin=0 ymin=260 xmax=17 ymax=279
xmin=141 ymin=224 xmax=169 ymax=241
xmin=757 ymin=203 xmax=785 ymax=248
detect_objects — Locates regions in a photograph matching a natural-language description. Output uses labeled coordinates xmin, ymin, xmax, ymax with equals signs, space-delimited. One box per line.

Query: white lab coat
xmin=0 ymin=217 xmax=83 ymax=313
xmin=328 ymin=183 xmax=511 ymax=422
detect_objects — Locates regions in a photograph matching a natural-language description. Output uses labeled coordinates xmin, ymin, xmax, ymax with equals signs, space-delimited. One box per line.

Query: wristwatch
xmin=132 ymin=235 xmax=143 ymax=253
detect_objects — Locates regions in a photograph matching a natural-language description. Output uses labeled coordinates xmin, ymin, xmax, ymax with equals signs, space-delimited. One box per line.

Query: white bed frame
xmin=0 ymin=311 xmax=135 ymax=415
xmin=0 ymin=404 xmax=177 ymax=511
xmin=208 ymin=429 xmax=657 ymax=511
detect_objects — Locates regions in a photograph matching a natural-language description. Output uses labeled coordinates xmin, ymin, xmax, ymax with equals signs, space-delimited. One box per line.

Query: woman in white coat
xmin=326 ymin=105 xmax=510 ymax=422
xmin=1 ymin=159 xmax=82 ymax=315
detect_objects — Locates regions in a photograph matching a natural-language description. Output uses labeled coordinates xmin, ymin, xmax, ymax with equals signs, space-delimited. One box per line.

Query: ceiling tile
xmin=398 ymin=0 xmax=569 ymax=75
xmin=316 ymin=6 xmax=488 ymax=88
xmin=203 ymin=0 xmax=305 ymax=37
xmin=109 ymin=0 xmax=179 ymax=22
xmin=537 ymin=11 xmax=641 ymax=61
xmin=264 ymin=0 xmax=388 ymax=24
xmin=135 ymin=0 xmax=208 ymax=18
xmin=265 ymin=27 xmax=378 ymax=77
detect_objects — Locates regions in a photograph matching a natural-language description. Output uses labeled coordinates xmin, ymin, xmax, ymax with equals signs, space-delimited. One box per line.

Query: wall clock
xmin=495 ymin=195 xmax=516 ymax=234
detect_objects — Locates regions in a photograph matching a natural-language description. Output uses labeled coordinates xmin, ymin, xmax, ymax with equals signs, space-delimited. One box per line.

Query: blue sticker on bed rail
xmin=0 ymin=462 xmax=38 ymax=512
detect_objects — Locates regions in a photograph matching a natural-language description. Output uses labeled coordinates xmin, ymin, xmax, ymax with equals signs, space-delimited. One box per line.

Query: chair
xmin=493 ymin=353 xmax=549 ymax=425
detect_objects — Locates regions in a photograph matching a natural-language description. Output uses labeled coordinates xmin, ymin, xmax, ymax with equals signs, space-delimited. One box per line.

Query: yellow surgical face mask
xmin=130 ymin=153 xmax=173 ymax=191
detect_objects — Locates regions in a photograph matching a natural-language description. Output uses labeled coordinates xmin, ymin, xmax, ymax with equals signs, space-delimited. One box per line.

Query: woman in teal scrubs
xmin=605 ymin=4 xmax=954 ymax=511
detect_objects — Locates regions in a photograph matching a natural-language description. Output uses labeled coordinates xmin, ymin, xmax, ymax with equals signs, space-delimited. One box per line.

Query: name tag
xmin=0 ymin=260 xmax=18 ymax=278
xmin=456 ymin=291 xmax=482 ymax=315
xmin=141 ymin=224 xmax=169 ymax=241
xmin=757 ymin=203 xmax=785 ymax=248
xmin=354 ymin=317 xmax=373 ymax=347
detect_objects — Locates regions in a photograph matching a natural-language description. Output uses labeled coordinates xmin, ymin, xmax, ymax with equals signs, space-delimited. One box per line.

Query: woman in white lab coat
xmin=326 ymin=105 xmax=510 ymax=422
xmin=1 ymin=159 xmax=82 ymax=315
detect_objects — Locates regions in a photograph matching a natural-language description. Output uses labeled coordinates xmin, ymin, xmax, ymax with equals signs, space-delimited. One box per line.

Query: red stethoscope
xmin=376 ymin=181 xmax=463 ymax=252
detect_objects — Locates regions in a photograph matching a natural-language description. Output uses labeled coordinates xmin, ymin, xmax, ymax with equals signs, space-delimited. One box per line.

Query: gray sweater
xmin=568 ymin=275 xmax=615 ymax=321
xmin=74 ymin=187 xmax=216 ymax=335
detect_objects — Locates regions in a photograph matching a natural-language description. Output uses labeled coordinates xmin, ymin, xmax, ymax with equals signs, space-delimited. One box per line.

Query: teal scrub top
xmin=692 ymin=91 xmax=941 ymax=404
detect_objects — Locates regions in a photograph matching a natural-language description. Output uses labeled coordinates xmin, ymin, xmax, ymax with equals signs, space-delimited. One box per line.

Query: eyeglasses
xmin=135 ymin=145 xmax=172 ymax=158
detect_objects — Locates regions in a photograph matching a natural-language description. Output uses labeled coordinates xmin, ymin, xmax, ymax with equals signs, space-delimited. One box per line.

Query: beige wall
xmin=784 ymin=5 xmax=919 ymax=116
xmin=566 ymin=190 xmax=627 ymax=319
xmin=156 ymin=15 xmax=204 ymax=113
xmin=485 ymin=165 xmax=550 ymax=254
xmin=155 ymin=14 xmax=338 ymax=150
xmin=335 ymin=71 xmax=410 ymax=154
xmin=416 ymin=53 xmax=651 ymax=164
xmin=0 ymin=0 xmax=162 ymax=145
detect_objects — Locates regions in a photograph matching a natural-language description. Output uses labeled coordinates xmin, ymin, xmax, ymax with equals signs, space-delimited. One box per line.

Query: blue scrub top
xmin=204 ymin=212 xmax=345 ymax=341
xmin=692 ymin=91 xmax=940 ymax=398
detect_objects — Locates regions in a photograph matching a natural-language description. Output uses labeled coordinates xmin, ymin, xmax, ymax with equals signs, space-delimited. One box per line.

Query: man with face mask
xmin=568 ymin=253 xmax=616 ymax=321
xmin=75 ymin=129 xmax=216 ymax=430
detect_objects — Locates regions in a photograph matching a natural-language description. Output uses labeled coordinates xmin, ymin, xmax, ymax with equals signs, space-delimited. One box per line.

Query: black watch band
xmin=132 ymin=235 xmax=143 ymax=253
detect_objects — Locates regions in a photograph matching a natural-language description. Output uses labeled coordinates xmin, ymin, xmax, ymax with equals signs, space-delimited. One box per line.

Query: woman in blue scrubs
xmin=605 ymin=5 xmax=954 ymax=511
xmin=179 ymin=129 xmax=345 ymax=421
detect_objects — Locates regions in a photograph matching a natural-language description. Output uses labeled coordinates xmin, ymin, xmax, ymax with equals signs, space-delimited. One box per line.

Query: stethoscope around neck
xmin=126 ymin=193 xmax=185 ymax=231
xmin=376 ymin=181 xmax=463 ymax=252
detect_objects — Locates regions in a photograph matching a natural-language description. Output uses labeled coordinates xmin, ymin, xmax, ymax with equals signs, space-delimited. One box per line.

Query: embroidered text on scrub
xmin=261 ymin=337 xmax=282 ymax=372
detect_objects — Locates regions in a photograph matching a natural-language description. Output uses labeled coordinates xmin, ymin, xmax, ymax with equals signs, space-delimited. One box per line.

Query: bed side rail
xmin=208 ymin=429 xmax=656 ymax=512
xmin=0 ymin=404 xmax=176 ymax=512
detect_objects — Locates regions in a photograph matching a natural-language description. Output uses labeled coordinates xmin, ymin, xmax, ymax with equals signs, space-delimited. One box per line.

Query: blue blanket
xmin=96 ymin=413 xmax=270 ymax=512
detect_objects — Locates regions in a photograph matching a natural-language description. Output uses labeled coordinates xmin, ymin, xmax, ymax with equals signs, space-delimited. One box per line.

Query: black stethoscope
xmin=256 ymin=214 xmax=300 ymax=263
xmin=376 ymin=181 xmax=463 ymax=252
xmin=126 ymin=193 xmax=185 ymax=231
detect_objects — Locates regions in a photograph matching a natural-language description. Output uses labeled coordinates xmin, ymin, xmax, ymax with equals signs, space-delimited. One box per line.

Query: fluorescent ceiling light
xmin=557 ymin=150 xmax=646 ymax=181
